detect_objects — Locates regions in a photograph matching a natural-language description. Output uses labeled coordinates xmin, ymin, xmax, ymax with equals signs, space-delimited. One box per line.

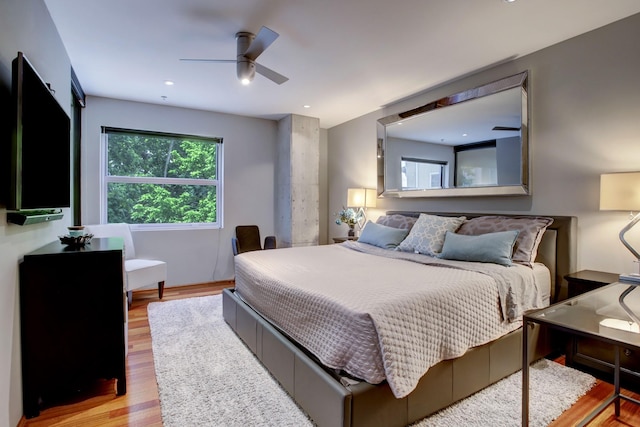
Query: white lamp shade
xmin=347 ymin=188 xmax=377 ymax=208
xmin=365 ymin=188 xmax=377 ymax=208
xmin=600 ymin=172 xmax=640 ymax=211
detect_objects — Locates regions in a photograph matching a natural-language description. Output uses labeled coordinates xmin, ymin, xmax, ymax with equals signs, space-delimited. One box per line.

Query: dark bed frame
xmin=222 ymin=213 xmax=576 ymax=427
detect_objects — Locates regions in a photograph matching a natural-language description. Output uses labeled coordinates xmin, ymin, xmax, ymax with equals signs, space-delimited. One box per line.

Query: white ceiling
xmin=44 ymin=0 xmax=640 ymax=129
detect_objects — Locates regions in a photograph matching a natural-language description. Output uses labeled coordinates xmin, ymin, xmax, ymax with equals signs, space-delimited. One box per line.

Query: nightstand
xmin=524 ymin=283 xmax=640 ymax=424
xmin=563 ymin=271 xmax=640 ymax=392
xmin=564 ymin=270 xmax=619 ymax=298
xmin=332 ymin=237 xmax=358 ymax=243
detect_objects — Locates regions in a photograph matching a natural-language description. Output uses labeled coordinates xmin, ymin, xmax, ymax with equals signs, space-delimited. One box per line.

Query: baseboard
xmin=133 ymin=280 xmax=234 ymax=294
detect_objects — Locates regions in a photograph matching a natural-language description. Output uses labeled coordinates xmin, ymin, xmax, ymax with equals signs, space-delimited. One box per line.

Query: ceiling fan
xmin=180 ymin=26 xmax=289 ymax=85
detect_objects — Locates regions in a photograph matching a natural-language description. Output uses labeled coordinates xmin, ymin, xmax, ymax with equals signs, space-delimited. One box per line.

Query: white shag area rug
xmin=148 ymin=294 xmax=596 ymax=427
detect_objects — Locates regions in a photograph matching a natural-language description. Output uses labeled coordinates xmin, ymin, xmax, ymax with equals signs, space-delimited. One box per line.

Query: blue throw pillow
xmin=358 ymin=221 xmax=410 ymax=249
xmin=438 ymin=230 xmax=519 ymax=266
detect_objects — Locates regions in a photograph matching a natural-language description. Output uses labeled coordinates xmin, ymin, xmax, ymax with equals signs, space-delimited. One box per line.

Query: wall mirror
xmin=377 ymin=71 xmax=529 ymax=198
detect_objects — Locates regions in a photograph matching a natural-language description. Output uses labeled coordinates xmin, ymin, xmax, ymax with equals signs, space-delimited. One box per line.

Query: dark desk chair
xmin=232 ymin=225 xmax=276 ymax=256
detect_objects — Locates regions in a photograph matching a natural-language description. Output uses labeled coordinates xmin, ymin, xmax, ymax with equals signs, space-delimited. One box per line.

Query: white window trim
xmin=99 ymin=129 xmax=224 ymax=230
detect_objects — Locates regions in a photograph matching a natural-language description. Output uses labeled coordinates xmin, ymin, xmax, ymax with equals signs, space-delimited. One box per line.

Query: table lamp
xmin=347 ymin=188 xmax=377 ymax=228
xmin=600 ymin=172 xmax=640 ymax=281
xmin=600 ymin=172 xmax=640 ymax=325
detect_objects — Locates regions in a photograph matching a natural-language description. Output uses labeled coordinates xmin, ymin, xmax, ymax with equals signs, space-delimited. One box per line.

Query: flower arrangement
xmin=335 ymin=207 xmax=362 ymax=227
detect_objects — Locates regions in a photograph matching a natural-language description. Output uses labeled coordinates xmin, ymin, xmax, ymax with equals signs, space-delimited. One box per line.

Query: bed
xmin=222 ymin=212 xmax=576 ymax=427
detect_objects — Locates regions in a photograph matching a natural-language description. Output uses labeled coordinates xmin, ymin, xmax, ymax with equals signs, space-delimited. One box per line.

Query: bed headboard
xmin=385 ymin=211 xmax=577 ymax=302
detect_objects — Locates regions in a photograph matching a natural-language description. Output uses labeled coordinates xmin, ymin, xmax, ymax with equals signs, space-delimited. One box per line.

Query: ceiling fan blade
xmin=255 ymin=62 xmax=289 ymax=85
xmin=244 ymin=26 xmax=279 ymax=61
xmin=179 ymin=58 xmax=235 ymax=63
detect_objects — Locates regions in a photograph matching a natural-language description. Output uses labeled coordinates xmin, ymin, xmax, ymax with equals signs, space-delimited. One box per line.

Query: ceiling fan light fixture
xmin=237 ymin=59 xmax=256 ymax=85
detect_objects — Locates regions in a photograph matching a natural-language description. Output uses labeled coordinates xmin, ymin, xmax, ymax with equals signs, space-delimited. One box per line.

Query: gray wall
xmin=496 ymin=136 xmax=521 ymax=185
xmin=328 ymin=13 xmax=640 ymax=276
xmin=0 ymin=2 xmax=73 ymax=426
xmin=82 ymin=96 xmax=278 ymax=284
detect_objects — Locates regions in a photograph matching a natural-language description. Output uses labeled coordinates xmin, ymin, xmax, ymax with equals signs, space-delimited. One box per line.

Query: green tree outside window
xmin=103 ymin=128 xmax=221 ymax=225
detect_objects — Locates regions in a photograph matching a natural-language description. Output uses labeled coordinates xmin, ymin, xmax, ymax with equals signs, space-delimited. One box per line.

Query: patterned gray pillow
xmin=397 ymin=214 xmax=466 ymax=256
xmin=376 ymin=214 xmax=418 ymax=230
xmin=456 ymin=216 xmax=554 ymax=267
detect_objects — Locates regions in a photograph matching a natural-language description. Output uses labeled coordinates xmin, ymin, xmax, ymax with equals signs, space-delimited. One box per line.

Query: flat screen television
xmin=6 ymin=51 xmax=71 ymax=211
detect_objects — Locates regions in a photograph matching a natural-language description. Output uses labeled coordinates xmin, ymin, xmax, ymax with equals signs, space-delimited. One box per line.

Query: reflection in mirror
xmin=456 ymin=143 xmax=499 ymax=187
xmin=377 ymin=71 xmax=528 ymax=198
xmin=402 ymin=157 xmax=445 ymax=189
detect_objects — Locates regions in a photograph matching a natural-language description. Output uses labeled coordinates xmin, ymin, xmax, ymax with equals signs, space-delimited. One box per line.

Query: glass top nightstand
xmin=522 ymin=282 xmax=640 ymax=426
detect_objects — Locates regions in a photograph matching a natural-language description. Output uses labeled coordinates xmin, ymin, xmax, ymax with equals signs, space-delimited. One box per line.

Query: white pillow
xmin=397 ymin=213 xmax=466 ymax=256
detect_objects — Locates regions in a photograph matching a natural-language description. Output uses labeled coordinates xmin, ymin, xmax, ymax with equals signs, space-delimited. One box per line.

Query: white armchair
xmin=84 ymin=223 xmax=167 ymax=307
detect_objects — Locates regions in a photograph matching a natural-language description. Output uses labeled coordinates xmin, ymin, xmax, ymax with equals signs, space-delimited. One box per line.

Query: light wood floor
xmin=17 ymin=282 xmax=640 ymax=427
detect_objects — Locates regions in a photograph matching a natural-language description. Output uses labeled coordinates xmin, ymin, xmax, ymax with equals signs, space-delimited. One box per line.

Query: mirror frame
xmin=377 ymin=71 xmax=529 ymax=198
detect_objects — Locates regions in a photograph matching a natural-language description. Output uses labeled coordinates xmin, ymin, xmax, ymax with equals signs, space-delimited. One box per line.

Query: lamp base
xmin=619 ymin=285 xmax=640 ymax=325
xmin=620 ymin=273 xmax=640 ymax=284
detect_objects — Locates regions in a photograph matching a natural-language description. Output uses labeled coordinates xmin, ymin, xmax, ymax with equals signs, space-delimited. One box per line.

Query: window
xmin=401 ymin=157 xmax=445 ymax=190
xmin=101 ymin=127 xmax=222 ymax=229
xmin=454 ymin=141 xmax=497 ymax=188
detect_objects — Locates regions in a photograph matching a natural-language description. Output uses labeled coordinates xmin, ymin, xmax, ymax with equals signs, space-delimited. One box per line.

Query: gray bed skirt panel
xmin=222 ymin=288 xmax=550 ymax=427
xmin=223 ymin=288 xmax=352 ymax=426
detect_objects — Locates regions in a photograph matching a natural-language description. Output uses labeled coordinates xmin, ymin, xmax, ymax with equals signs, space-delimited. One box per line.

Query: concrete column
xmin=276 ymin=114 xmax=320 ymax=247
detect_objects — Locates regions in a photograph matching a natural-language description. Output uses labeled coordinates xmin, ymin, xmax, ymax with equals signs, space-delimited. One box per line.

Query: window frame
xmin=100 ymin=127 xmax=223 ymax=230
xmin=401 ymin=157 xmax=446 ymax=190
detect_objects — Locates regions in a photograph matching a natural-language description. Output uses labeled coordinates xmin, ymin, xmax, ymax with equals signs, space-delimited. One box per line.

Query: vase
xmin=348 ymin=224 xmax=355 ymax=237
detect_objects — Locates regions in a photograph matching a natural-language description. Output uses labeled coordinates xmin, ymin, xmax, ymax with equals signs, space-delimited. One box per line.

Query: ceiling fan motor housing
xmin=236 ymin=32 xmax=256 ymax=82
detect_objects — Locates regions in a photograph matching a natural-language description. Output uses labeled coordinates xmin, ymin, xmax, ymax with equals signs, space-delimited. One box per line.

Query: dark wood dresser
xmin=20 ymin=237 xmax=126 ymax=418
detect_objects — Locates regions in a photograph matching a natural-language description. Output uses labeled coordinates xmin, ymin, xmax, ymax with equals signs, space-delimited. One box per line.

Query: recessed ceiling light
xmin=503 ymin=0 xmax=516 ymax=3
xmin=303 ymin=105 xmax=311 ymax=109
xmin=164 ymin=80 xmax=174 ymax=86
xmin=462 ymin=133 xmax=468 ymax=137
